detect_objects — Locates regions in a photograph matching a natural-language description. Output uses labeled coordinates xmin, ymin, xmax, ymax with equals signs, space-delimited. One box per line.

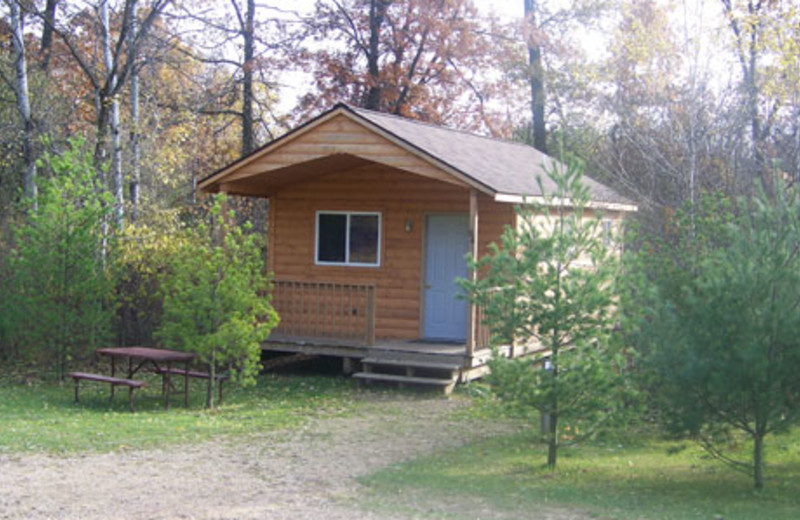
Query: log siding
xmin=270 ymin=164 xmax=514 ymax=340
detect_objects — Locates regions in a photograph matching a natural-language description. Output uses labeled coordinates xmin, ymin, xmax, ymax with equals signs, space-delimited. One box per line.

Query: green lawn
xmin=0 ymin=373 xmax=359 ymax=454
xmin=363 ymin=430 xmax=800 ymax=520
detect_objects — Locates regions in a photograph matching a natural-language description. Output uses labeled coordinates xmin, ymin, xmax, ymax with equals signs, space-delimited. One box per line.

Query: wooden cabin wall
xmin=269 ymin=164 xmax=514 ymax=340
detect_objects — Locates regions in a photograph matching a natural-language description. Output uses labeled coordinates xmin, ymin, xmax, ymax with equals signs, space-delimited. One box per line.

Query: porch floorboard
xmin=263 ymin=335 xmax=468 ymax=363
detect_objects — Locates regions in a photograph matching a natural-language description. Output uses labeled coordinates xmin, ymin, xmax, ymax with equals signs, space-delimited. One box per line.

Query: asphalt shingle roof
xmin=349 ymin=105 xmax=633 ymax=206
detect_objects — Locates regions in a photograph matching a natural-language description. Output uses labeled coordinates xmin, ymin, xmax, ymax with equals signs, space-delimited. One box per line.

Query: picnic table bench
xmin=157 ymin=367 xmax=230 ymax=404
xmin=68 ymin=372 xmax=146 ymax=413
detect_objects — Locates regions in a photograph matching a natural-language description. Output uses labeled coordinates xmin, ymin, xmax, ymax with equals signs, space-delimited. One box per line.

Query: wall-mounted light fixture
xmin=404 ymin=219 xmax=414 ymax=232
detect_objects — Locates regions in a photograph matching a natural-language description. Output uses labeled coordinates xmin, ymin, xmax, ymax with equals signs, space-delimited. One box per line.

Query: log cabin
xmin=199 ymin=103 xmax=636 ymax=392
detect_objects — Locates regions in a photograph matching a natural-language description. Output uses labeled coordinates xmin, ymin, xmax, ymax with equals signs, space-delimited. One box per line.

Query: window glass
xmin=317 ymin=213 xmax=346 ymax=262
xmin=349 ymin=214 xmax=379 ymax=264
xmin=316 ymin=212 xmax=380 ymax=266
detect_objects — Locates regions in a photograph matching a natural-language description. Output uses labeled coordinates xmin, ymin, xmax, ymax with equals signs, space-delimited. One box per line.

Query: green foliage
xmin=114 ymin=211 xmax=192 ymax=346
xmin=157 ymin=195 xmax=279 ymax=408
xmin=626 ymin=183 xmax=800 ymax=489
xmin=461 ymin=158 xmax=627 ymax=468
xmin=1 ymin=138 xmax=114 ymax=378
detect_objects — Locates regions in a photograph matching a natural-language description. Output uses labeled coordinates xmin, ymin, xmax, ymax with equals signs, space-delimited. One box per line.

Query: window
xmin=316 ymin=211 xmax=381 ymax=266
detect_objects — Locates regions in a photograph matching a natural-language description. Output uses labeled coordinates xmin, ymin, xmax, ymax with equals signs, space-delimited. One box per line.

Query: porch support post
xmin=466 ymin=188 xmax=479 ymax=358
xmin=267 ymin=196 xmax=276 ymax=273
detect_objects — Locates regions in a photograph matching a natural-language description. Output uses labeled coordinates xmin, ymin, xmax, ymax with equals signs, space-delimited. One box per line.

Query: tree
xmin=3 ymin=137 xmax=115 ymax=378
xmin=5 ymin=0 xmax=37 ymax=205
xmin=30 ymin=0 xmax=173 ymax=225
xmin=175 ymin=0 xmax=297 ymax=154
xmin=628 ymin=184 xmax=800 ymax=489
xmin=157 ymin=196 xmax=278 ymax=408
xmin=594 ymin=0 xmax=717 ymax=224
xmin=461 ymin=159 xmax=623 ymax=469
xmin=127 ymin=0 xmax=140 ymax=220
xmin=299 ymin=0 xmax=517 ymax=134
xmin=523 ymin=0 xmax=546 ymax=153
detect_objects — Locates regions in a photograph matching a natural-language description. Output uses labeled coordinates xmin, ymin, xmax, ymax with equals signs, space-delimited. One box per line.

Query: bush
xmin=157 ymin=196 xmax=279 ymax=408
xmin=2 ymin=138 xmax=115 ymax=379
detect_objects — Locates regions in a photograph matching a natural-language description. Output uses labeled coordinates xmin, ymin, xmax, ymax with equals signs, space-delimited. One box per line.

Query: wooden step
xmin=366 ymin=349 xmax=464 ymax=365
xmin=360 ymin=357 xmax=462 ymax=372
xmin=352 ymin=372 xmax=457 ymax=395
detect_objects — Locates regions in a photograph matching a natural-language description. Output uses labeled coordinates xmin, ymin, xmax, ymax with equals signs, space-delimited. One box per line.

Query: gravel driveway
xmin=0 ymin=392 xmax=583 ymax=519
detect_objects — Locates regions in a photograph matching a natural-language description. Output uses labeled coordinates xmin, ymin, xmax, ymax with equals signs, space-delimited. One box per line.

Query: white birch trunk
xmin=101 ymin=0 xmax=124 ymax=229
xmin=9 ymin=0 xmax=37 ymax=206
xmin=128 ymin=0 xmax=141 ymax=221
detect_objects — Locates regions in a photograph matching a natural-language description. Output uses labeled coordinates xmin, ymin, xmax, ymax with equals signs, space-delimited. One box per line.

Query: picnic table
xmin=96 ymin=347 xmax=196 ymax=409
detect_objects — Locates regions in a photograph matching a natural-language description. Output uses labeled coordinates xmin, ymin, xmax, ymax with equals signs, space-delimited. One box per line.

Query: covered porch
xmin=265 ymin=277 xmax=498 ymax=384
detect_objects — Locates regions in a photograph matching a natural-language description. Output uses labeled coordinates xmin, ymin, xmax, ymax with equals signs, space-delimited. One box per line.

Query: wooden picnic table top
xmin=96 ymin=346 xmax=196 ymax=363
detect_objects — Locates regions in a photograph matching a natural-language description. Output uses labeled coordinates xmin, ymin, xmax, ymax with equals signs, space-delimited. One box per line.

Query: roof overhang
xmin=494 ymin=193 xmax=639 ymax=213
xmin=198 ymin=104 xmax=496 ymax=197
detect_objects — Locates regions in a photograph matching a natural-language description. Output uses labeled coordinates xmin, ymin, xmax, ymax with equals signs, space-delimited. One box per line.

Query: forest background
xmin=0 ymin=0 xmax=798 ymax=362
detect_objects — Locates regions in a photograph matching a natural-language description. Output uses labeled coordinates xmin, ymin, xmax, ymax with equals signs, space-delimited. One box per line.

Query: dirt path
xmin=0 ymin=393 xmax=578 ymax=520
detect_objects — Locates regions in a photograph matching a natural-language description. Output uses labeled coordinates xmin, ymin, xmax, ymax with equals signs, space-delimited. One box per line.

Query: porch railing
xmin=270 ymin=280 xmax=376 ymax=346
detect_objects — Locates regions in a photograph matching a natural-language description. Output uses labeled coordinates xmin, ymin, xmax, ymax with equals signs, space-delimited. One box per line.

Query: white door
xmin=423 ymin=215 xmax=469 ymax=340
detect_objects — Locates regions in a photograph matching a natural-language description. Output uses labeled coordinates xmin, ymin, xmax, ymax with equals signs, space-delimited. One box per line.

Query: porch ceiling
xmin=215 ymin=153 xmax=373 ymax=197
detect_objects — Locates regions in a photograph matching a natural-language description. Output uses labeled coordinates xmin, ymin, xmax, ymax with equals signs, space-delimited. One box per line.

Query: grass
xmin=0 ymin=373 xmax=359 ymax=454
xmin=363 ymin=429 xmax=800 ymax=520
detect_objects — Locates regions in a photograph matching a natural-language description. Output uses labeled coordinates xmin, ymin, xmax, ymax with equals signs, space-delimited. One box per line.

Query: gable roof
xmin=200 ymin=103 xmax=636 ymax=211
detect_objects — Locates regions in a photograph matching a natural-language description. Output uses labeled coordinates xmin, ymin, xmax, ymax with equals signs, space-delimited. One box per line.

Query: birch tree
xmin=6 ymin=0 xmax=37 ymax=206
xmin=99 ymin=0 xmax=123 ymax=228
xmin=31 ymin=0 xmax=173 ymax=223
xmin=128 ymin=0 xmax=140 ymax=220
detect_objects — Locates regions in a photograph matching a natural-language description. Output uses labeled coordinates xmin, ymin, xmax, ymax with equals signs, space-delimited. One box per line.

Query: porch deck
xmin=263 ymin=334 xmax=504 ymax=381
xmin=265 ymin=335 xmax=467 ymax=359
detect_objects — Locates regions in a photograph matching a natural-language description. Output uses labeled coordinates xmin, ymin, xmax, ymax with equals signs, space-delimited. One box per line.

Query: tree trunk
xmin=753 ymin=430 xmax=764 ymax=490
xmin=40 ymin=0 xmax=59 ymax=72
xmin=9 ymin=0 xmax=37 ymax=207
xmin=101 ymin=0 xmax=124 ymax=229
xmin=547 ymin=409 xmax=558 ymax=468
xmin=128 ymin=0 xmax=141 ymax=221
xmin=547 ymin=350 xmax=559 ymax=469
xmin=364 ymin=0 xmax=389 ymax=110
xmin=207 ymin=360 xmax=217 ymax=409
xmin=241 ymin=0 xmax=255 ymax=155
xmin=524 ymin=0 xmax=546 ymax=153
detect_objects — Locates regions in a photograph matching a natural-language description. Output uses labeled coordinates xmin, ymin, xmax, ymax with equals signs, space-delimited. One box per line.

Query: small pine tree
xmin=630 ymin=184 xmax=800 ymax=489
xmin=157 ymin=196 xmax=279 ymax=408
xmin=461 ymin=159 xmax=625 ymax=469
xmin=4 ymin=138 xmax=115 ymax=378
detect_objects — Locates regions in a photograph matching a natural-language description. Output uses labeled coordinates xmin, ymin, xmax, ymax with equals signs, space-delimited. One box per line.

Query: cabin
xmin=199 ymin=103 xmax=636 ymax=392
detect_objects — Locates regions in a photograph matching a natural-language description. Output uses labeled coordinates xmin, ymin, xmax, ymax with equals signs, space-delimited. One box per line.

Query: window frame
xmin=314 ymin=210 xmax=382 ymax=267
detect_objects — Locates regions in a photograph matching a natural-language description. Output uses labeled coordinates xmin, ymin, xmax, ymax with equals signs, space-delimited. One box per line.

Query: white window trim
xmin=315 ymin=211 xmax=382 ymax=267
